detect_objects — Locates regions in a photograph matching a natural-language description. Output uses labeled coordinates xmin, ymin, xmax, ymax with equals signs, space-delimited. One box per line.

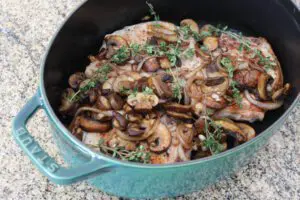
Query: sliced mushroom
xmin=102 ymin=77 xmax=116 ymax=92
xmin=201 ymin=76 xmax=229 ymax=95
xmin=127 ymin=126 xmax=146 ymax=136
xmin=235 ymin=123 xmax=256 ymax=141
xmin=123 ymin=103 xmax=133 ymax=113
xmin=214 ymin=119 xmax=246 ymax=142
xmin=148 ymin=74 xmax=173 ymax=98
xmin=104 ymin=35 xmax=130 ymax=59
xmin=142 ymin=57 xmax=160 ymax=72
xmin=177 ymin=123 xmax=194 ymax=149
xmin=127 ymin=113 xmax=143 ymax=122
xmin=134 ymin=102 xmax=153 ymax=113
xmin=192 ymin=102 xmax=204 ymax=116
xmin=113 ymin=75 xmax=136 ymax=93
xmin=96 ymin=96 xmax=112 ymax=110
xmin=180 ymin=19 xmax=199 ymax=33
xmin=59 ymin=88 xmax=78 ymax=115
xmin=147 ymin=22 xmax=179 ymax=42
xmin=271 ymin=83 xmax=291 ymax=101
xmin=115 ymin=119 xmax=159 ymax=141
xmin=68 ymin=72 xmax=86 ymax=89
xmin=199 ymin=24 xmax=214 ymax=38
xmin=166 ymin=110 xmax=193 ymax=120
xmin=164 ymin=103 xmax=192 ymax=113
xmin=186 ymin=75 xmax=204 ymax=100
xmin=267 ymin=60 xmax=283 ymax=92
xmin=127 ymin=93 xmax=159 ymax=112
xmin=148 ymin=122 xmax=171 ymax=152
xmin=92 ymin=110 xmax=113 ymax=122
xmin=257 ymin=73 xmax=270 ymax=100
xmin=159 ymin=57 xmax=172 ymax=69
xmin=112 ymin=112 xmax=128 ymax=130
xmin=203 ymin=36 xmax=218 ymax=51
xmin=79 ymin=116 xmax=112 ymax=132
xmin=78 ymin=79 xmax=97 ymax=96
xmin=283 ymin=83 xmax=291 ymax=95
xmin=108 ymin=93 xmax=124 ymax=110
xmin=88 ymin=88 xmax=100 ymax=103
xmin=195 ymin=44 xmax=211 ymax=62
xmin=202 ymin=95 xmax=227 ymax=109
xmin=271 ymin=87 xmax=284 ymax=102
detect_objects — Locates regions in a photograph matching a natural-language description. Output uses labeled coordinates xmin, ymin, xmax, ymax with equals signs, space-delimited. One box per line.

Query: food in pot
xmin=59 ymin=3 xmax=291 ymax=164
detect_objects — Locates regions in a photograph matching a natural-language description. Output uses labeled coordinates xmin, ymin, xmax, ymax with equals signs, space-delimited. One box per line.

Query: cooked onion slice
xmin=244 ymin=90 xmax=283 ymax=110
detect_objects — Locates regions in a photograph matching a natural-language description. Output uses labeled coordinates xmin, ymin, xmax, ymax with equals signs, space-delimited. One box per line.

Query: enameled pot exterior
xmin=12 ymin=90 xmax=298 ymax=198
xmin=52 ymin=111 xmax=278 ymax=198
xmin=12 ymin=0 xmax=300 ymax=198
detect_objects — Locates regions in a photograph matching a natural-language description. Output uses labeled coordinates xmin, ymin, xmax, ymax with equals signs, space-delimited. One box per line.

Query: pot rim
xmin=39 ymin=0 xmax=300 ymax=169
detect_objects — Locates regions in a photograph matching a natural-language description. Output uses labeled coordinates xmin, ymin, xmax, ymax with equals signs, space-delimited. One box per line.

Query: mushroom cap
xmin=79 ymin=116 xmax=112 ymax=133
xmin=104 ymin=35 xmax=129 ymax=59
xmin=235 ymin=123 xmax=256 ymax=141
xmin=180 ymin=19 xmax=200 ymax=33
xmin=147 ymin=22 xmax=179 ymax=42
xmin=214 ymin=119 xmax=247 ymax=142
xmin=148 ymin=122 xmax=172 ymax=152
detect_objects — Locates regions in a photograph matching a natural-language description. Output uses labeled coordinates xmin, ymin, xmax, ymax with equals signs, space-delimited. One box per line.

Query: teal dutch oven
xmin=12 ymin=0 xmax=300 ymax=198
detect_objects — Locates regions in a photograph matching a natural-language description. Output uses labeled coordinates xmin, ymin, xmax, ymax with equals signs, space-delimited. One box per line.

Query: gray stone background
xmin=0 ymin=0 xmax=299 ymax=199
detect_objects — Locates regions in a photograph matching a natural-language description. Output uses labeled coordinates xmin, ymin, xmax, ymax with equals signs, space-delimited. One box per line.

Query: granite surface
xmin=0 ymin=0 xmax=299 ymax=199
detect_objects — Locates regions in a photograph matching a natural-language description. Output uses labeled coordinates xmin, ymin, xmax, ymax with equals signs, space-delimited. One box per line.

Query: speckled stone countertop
xmin=0 ymin=0 xmax=299 ymax=199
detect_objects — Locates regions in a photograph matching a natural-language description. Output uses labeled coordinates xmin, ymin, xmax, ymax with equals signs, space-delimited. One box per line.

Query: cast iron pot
xmin=12 ymin=0 xmax=300 ymax=198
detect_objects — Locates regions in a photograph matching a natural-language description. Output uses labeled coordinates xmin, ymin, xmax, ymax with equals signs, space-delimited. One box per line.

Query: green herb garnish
xmin=220 ymin=57 xmax=234 ymax=78
xmin=142 ymin=86 xmax=154 ymax=95
xmin=179 ymin=25 xmax=192 ymax=40
xmin=255 ymin=49 xmax=276 ymax=70
xmin=69 ymin=64 xmax=112 ymax=102
xmin=179 ymin=25 xmax=212 ymax=41
xmin=128 ymin=88 xmax=139 ymax=99
xmin=202 ymin=115 xmax=224 ymax=154
xmin=146 ymin=1 xmax=160 ymax=28
xmin=220 ymin=57 xmax=242 ymax=107
xmin=130 ymin=43 xmax=141 ymax=56
xmin=230 ymin=81 xmax=242 ymax=107
xmin=111 ymin=46 xmax=130 ymax=64
xmin=98 ymin=139 xmax=151 ymax=163
xmin=183 ymin=48 xmax=195 ymax=59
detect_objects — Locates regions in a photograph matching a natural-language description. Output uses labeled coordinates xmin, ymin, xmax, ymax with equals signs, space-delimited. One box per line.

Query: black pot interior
xmin=44 ymin=0 xmax=300 ymax=134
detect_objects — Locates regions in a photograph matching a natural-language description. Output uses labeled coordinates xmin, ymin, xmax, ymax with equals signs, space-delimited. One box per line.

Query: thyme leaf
xmin=69 ymin=64 xmax=112 ymax=102
xmin=202 ymin=115 xmax=224 ymax=154
xmin=220 ymin=57 xmax=242 ymax=107
xmin=111 ymin=46 xmax=130 ymax=64
xmin=98 ymin=139 xmax=151 ymax=163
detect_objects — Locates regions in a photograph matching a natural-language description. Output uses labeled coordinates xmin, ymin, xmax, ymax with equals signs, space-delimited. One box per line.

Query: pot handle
xmin=12 ymin=93 xmax=115 ymax=185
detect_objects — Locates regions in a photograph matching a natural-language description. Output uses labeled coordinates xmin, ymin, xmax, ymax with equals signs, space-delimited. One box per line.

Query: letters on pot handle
xmin=12 ymin=92 xmax=115 ymax=185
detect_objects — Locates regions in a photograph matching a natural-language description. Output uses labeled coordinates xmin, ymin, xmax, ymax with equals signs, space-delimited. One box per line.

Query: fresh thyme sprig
xmin=69 ymin=63 xmax=112 ymax=102
xmin=179 ymin=25 xmax=212 ymax=41
xmin=146 ymin=1 xmax=160 ymax=21
xmin=111 ymin=46 xmax=130 ymax=64
xmin=202 ymin=114 xmax=224 ymax=154
xmin=220 ymin=57 xmax=242 ymax=107
xmin=120 ymin=86 xmax=154 ymax=98
xmin=97 ymin=139 xmax=151 ymax=163
xmin=210 ymin=25 xmax=276 ymax=71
